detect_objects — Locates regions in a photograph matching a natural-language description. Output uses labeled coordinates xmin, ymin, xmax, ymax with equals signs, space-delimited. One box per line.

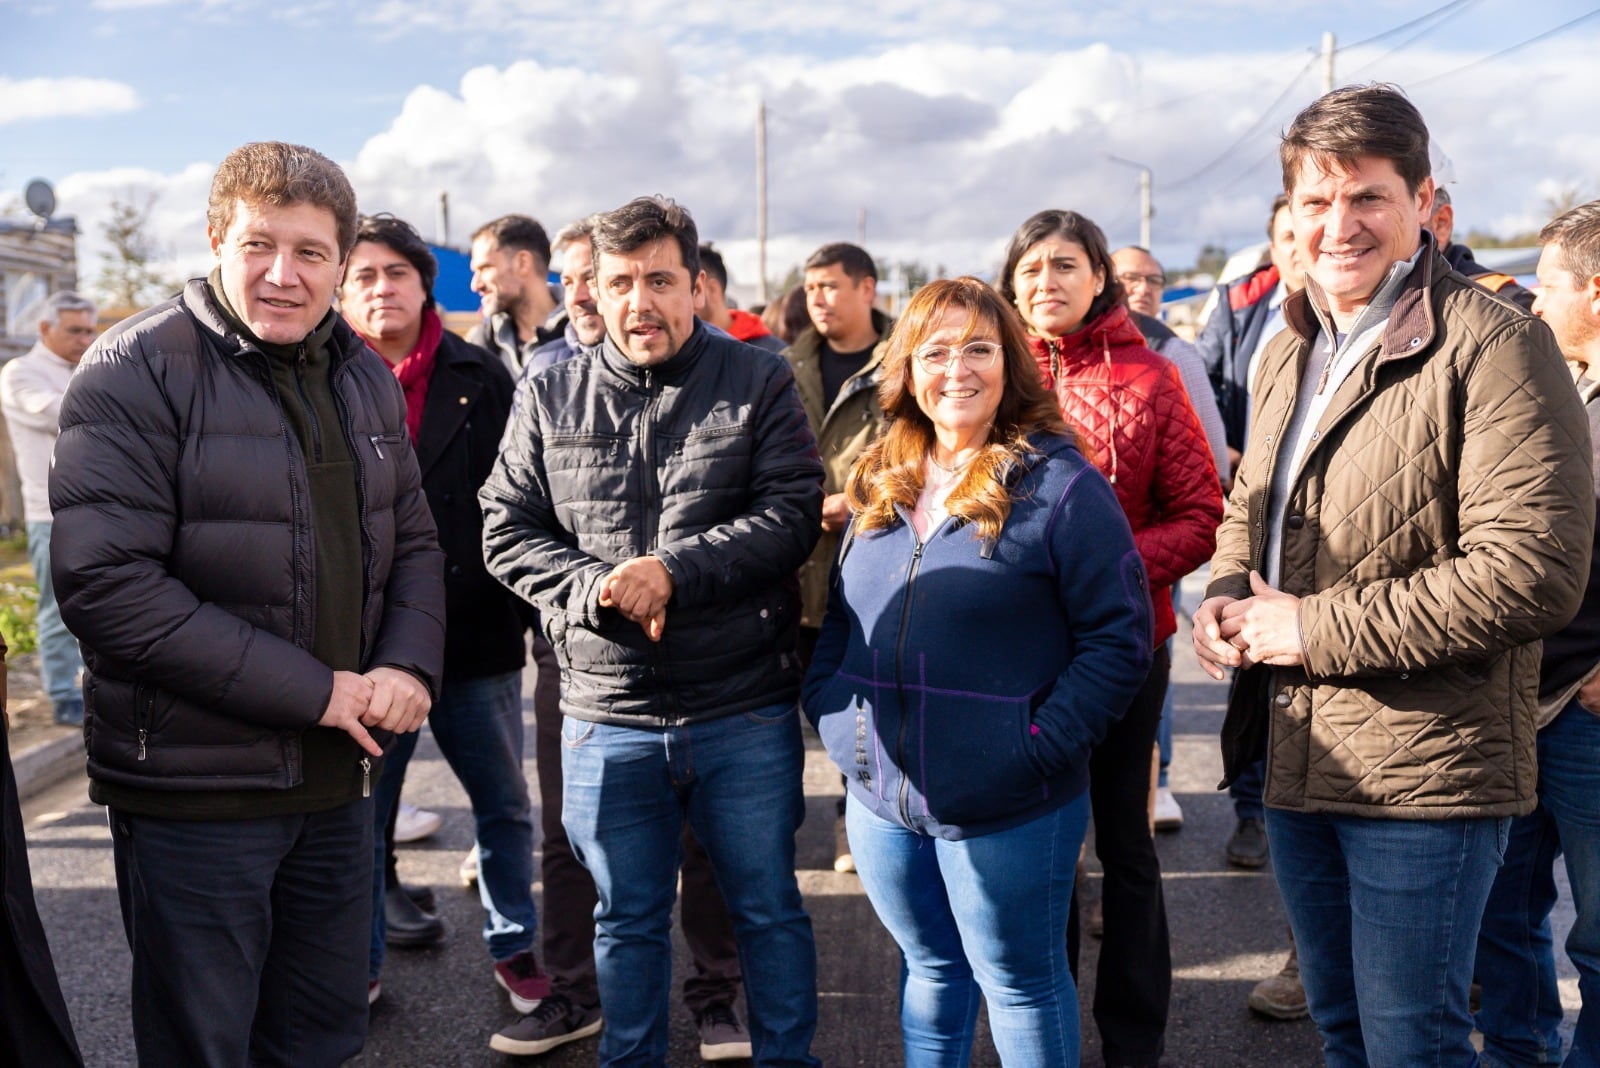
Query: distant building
xmin=0 ymin=217 xmax=79 ymax=363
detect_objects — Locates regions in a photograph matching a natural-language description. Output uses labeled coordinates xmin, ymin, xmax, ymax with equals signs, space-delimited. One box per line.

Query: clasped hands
xmin=318 ymin=666 xmax=432 ymax=757
xmin=599 ymin=555 xmax=674 ymax=642
xmin=1192 ymin=570 xmax=1305 ymax=681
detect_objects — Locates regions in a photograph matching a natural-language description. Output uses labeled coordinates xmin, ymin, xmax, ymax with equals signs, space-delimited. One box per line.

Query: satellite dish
xmin=24 ymin=179 xmax=56 ymax=221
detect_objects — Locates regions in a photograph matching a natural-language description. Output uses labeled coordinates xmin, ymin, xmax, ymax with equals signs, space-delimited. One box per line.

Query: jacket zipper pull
xmin=360 ymin=757 xmax=372 ymax=797
xmin=137 ymin=729 xmax=148 ymax=761
xmin=370 ymin=434 xmax=385 ymax=460
xmin=297 ymin=343 xmax=308 ymax=370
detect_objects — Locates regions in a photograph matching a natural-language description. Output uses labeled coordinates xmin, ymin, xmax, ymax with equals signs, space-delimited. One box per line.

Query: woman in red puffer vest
xmin=999 ymin=208 xmax=1223 ymax=1068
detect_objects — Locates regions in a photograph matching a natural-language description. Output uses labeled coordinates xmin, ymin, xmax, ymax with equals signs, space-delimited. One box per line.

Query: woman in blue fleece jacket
xmin=802 ymin=277 xmax=1153 ymax=1066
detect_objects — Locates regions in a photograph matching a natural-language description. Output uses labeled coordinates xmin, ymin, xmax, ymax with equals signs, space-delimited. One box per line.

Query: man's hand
xmin=1193 ymin=595 xmax=1242 ymax=680
xmin=1217 ymin=571 xmax=1306 ymax=669
xmin=361 ymin=666 xmax=432 ymax=735
xmin=599 ymin=556 xmax=674 ymax=628
xmin=1577 ymin=672 xmax=1600 ymax=715
xmin=318 ymin=670 xmax=381 ymax=756
xmin=820 ymin=492 xmax=852 ymax=533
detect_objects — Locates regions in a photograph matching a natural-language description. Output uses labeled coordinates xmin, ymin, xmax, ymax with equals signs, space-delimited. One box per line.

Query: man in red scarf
xmin=341 ymin=215 xmax=563 ymax=1052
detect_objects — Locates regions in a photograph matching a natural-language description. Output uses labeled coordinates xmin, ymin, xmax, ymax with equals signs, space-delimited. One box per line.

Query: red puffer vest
xmin=1031 ymin=303 xmax=1223 ymax=645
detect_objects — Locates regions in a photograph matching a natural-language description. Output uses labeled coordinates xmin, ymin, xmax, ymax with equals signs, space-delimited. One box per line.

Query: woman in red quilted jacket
xmin=1000 ymin=209 xmax=1223 ymax=1068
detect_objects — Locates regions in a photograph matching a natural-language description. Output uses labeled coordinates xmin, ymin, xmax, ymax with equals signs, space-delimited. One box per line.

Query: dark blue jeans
xmin=1266 ymin=806 xmax=1508 ymax=1068
xmin=561 ymin=705 xmax=819 ymax=1067
xmin=1476 ymin=698 xmax=1600 ymax=1067
xmin=370 ymin=670 xmax=535 ymax=979
xmin=110 ymin=799 xmax=372 ymax=1067
xmin=848 ymin=791 xmax=1090 ymax=1066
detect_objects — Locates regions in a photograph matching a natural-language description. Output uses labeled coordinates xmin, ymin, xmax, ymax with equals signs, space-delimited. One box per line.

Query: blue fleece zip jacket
xmin=802 ymin=432 xmax=1154 ymax=841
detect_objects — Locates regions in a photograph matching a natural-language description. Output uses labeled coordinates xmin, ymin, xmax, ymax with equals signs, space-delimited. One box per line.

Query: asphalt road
xmin=19 ymin=574 xmax=1580 ymax=1067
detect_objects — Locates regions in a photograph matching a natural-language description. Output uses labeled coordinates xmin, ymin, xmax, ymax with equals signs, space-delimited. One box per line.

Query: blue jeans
xmin=28 ymin=521 xmax=82 ymax=705
xmin=370 ymin=670 xmax=535 ymax=978
xmin=561 ymin=705 xmax=819 ymax=1067
xmin=847 ymin=791 xmax=1090 ymax=1067
xmin=1267 ymin=807 xmax=1508 ymax=1068
xmin=1476 ymin=698 xmax=1600 ymax=1068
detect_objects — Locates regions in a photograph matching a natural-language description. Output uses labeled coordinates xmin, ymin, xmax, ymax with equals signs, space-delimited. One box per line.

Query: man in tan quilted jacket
xmin=1192 ymin=85 xmax=1593 ymax=1067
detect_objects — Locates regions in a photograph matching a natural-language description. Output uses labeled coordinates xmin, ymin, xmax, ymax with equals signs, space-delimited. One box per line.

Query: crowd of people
xmin=0 ymin=81 xmax=1596 ymax=1068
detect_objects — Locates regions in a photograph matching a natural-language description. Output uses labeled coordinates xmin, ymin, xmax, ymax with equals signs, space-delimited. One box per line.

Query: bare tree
xmin=96 ymin=193 xmax=175 ymax=310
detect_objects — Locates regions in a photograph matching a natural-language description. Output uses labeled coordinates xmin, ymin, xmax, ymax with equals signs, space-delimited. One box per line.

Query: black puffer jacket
xmin=415 ymin=330 xmax=525 ymax=680
xmin=50 ymin=280 xmax=446 ymax=791
xmin=481 ymin=322 xmax=823 ymax=725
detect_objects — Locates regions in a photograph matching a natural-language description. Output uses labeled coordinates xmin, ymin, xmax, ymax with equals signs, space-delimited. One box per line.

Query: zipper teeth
xmin=894 ymin=537 xmax=928 ymax=825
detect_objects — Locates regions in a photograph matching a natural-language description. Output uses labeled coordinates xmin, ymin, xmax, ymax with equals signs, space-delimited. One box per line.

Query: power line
xmin=1412 ymin=7 xmax=1600 ymax=86
xmin=1338 ymin=0 xmax=1483 ymax=51
xmin=1165 ymin=53 xmax=1320 ymax=191
xmin=1347 ymin=0 xmax=1484 ymax=77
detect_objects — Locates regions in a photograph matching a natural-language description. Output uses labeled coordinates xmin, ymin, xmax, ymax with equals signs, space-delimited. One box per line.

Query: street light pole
xmin=1106 ymin=154 xmax=1153 ymax=249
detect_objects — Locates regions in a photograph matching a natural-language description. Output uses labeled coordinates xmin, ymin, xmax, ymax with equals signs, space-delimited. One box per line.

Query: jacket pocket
xmin=918 ymin=694 xmax=1046 ymax=826
xmin=812 ymin=678 xmax=879 ymax=796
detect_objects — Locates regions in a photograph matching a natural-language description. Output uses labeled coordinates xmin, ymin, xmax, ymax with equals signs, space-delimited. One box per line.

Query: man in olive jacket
xmin=50 ymin=143 xmax=445 ymax=1066
xmin=1193 ymin=88 xmax=1593 ymax=1066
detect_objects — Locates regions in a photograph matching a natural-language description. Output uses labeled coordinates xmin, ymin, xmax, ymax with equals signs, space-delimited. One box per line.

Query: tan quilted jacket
xmin=1207 ymin=248 xmax=1594 ymax=818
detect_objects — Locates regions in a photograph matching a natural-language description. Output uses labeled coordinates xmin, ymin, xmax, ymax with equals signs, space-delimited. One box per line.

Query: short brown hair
xmin=207 ymin=142 xmax=359 ymax=257
xmin=473 ymin=214 xmax=553 ymax=272
xmin=591 ymin=196 xmax=699 ymax=281
xmin=1540 ymin=199 xmax=1600 ymax=288
xmin=1280 ymin=85 xmax=1431 ymax=196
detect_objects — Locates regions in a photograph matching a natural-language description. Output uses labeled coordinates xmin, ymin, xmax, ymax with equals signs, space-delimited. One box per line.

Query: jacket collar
xmin=599 ymin=318 xmax=710 ymax=386
xmin=1284 ymin=230 xmax=1442 ymax=365
xmin=1028 ymin=302 xmax=1145 ymax=364
xmin=185 ymin=277 xmax=364 ymax=369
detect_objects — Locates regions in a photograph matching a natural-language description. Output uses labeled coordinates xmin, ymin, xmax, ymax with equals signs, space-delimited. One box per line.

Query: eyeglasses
xmin=913 ymin=341 xmax=1002 ymax=373
xmin=1117 ymin=272 xmax=1166 ymax=290
xmin=61 ymin=326 xmax=96 ymax=337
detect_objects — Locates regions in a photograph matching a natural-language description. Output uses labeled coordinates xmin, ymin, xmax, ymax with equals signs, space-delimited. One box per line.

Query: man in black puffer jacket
xmin=482 ymin=196 xmax=823 ymax=1067
xmin=50 ymin=142 xmax=444 ymax=1067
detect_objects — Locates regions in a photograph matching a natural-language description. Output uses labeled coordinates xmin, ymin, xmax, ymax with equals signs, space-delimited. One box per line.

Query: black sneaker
xmin=696 ymin=1002 xmax=753 ymax=1062
xmin=488 ymin=994 xmax=603 ymax=1056
xmin=1226 ymin=817 xmax=1269 ymax=869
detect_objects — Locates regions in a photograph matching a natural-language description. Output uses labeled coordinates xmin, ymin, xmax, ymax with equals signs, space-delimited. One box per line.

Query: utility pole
xmin=1322 ymin=32 xmax=1336 ymax=94
xmin=857 ymin=207 xmax=866 ymax=247
xmin=436 ymin=191 xmax=450 ymax=247
xmin=756 ymin=100 xmax=769 ymax=304
xmin=1106 ymin=155 xmax=1153 ymax=250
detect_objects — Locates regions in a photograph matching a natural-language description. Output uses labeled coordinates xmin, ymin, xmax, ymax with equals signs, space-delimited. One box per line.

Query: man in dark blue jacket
xmin=482 ymin=196 xmax=823 ymax=1067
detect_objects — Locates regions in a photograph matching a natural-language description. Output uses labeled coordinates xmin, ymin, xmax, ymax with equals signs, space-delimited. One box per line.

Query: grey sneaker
xmin=489 ymin=994 xmax=602 ymax=1056
xmin=1226 ymin=817 xmax=1269 ymax=869
xmin=696 ymin=1002 xmax=753 ymax=1062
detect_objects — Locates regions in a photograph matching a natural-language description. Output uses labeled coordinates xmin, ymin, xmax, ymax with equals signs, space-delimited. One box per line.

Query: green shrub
xmin=0 ymin=581 xmax=39 ymax=657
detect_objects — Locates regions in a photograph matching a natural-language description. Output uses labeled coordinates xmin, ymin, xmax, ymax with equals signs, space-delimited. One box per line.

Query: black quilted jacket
xmin=50 ymin=280 xmax=445 ymax=792
xmin=481 ymin=322 xmax=823 ymax=725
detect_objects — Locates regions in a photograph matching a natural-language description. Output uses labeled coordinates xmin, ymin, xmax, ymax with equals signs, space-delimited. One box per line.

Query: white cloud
xmin=0 ymin=77 xmax=141 ymax=125
xmin=45 ymin=31 xmax=1600 ymax=307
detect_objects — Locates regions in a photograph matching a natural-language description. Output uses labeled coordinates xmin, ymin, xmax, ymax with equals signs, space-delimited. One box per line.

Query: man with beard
xmin=468 ymin=214 xmax=563 ymax=375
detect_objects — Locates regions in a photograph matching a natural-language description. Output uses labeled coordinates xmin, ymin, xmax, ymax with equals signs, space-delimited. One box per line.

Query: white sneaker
xmin=394 ymin=802 xmax=443 ymax=844
xmin=1154 ymin=786 xmax=1184 ymax=831
xmin=459 ymin=843 xmax=480 ymax=888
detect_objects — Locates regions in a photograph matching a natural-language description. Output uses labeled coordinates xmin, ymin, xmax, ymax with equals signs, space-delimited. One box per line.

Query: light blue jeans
xmin=29 ymin=521 xmax=82 ymax=705
xmin=1476 ymin=698 xmax=1600 ymax=1067
xmin=1267 ymin=807 xmax=1508 ymax=1067
xmin=847 ymin=791 xmax=1091 ymax=1067
xmin=561 ymin=704 xmax=819 ymax=1067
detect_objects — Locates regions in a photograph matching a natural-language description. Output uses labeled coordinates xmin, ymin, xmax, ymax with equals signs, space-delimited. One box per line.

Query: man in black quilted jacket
xmin=49 ymin=142 xmax=445 ymax=1067
xmin=481 ymin=195 xmax=823 ymax=1067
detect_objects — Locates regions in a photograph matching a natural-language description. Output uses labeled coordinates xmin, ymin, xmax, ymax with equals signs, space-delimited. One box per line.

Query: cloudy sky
xmin=3 ymin=0 xmax=1597 ymax=303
